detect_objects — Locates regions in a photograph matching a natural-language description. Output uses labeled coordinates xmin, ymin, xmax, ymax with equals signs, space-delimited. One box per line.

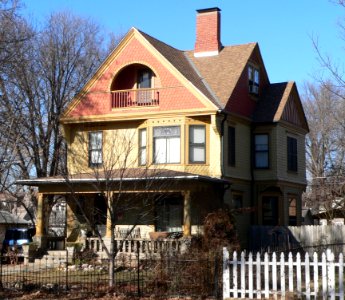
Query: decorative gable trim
xmin=274 ymin=82 xmax=309 ymax=132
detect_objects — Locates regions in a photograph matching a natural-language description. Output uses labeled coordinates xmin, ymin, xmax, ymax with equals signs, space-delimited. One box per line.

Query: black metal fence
xmin=0 ymin=250 xmax=222 ymax=299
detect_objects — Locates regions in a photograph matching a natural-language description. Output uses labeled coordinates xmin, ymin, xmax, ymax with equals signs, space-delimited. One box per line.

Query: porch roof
xmin=16 ymin=169 xmax=229 ymax=186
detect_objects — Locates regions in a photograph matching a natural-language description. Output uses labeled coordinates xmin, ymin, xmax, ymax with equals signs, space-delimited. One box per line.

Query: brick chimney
xmin=194 ymin=7 xmax=222 ymax=57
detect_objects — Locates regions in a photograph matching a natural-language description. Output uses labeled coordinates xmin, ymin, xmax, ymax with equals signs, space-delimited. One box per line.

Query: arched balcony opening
xmin=110 ymin=64 xmax=160 ymax=108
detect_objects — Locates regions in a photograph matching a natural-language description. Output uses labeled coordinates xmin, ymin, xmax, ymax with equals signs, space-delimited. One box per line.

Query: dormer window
xmin=248 ymin=65 xmax=259 ymax=95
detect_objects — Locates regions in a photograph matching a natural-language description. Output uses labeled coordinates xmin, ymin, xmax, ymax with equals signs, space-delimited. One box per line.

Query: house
xmin=17 ymin=7 xmax=308 ymax=249
xmin=0 ymin=210 xmax=31 ymax=244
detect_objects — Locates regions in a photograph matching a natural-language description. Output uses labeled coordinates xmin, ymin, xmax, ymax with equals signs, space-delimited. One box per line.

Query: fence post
xmin=305 ymin=252 xmax=310 ymax=300
xmin=288 ymin=252 xmax=293 ymax=292
xmin=322 ymin=252 xmax=327 ymax=299
xmin=248 ymin=253 xmax=253 ymax=299
xmin=256 ymin=252 xmax=261 ymax=299
xmin=313 ymin=252 xmax=319 ymax=297
xmin=222 ymin=247 xmax=230 ymax=299
xmin=233 ymin=251 xmax=238 ymax=298
xmin=327 ymin=249 xmax=335 ymax=300
xmin=240 ymin=251 xmax=245 ymax=298
xmin=264 ymin=252 xmax=269 ymax=299
xmin=272 ymin=252 xmax=277 ymax=296
xmin=339 ymin=253 xmax=344 ymax=299
xmin=280 ymin=253 xmax=285 ymax=298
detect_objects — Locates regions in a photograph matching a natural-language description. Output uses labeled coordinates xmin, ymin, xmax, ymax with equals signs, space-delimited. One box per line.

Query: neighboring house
xmin=0 ymin=210 xmax=31 ymax=243
xmin=17 ymin=7 xmax=308 ymax=248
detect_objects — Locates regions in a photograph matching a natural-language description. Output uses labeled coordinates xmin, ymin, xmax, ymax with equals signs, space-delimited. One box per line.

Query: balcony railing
xmin=111 ymin=88 xmax=160 ymax=109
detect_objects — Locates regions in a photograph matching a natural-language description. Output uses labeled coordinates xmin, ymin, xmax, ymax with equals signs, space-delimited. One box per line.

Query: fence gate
xmin=223 ymin=247 xmax=345 ymax=299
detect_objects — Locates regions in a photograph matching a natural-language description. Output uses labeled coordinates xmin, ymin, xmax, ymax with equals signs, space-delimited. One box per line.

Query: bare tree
xmin=0 ymin=11 xmax=113 ymax=189
xmin=63 ymin=129 xmax=169 ymax=287
xmin=302 ymin=81 xmax=345 ymax=222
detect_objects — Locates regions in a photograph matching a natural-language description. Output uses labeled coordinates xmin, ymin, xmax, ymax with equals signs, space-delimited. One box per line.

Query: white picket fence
xmin=223 ymin=248 xmax=344 ymax=299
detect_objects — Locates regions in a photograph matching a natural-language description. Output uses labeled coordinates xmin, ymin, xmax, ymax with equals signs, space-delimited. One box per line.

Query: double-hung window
xmin=287 ymin=136 xmax=298 ymax=171
xmin=254 ymin=134 xmax=269 ymax=168
xmin=138 ymin=128 xmax=147 ymax=166
xmin=248 ymin=65 xmax=259 ymax=94
xmin=89 ymin=131 xmax=102 ymax=167
xmin=137 ymin=69 xmax=152 ymax=105
xmin=153 ymin=126 xmax=180 ymax=164
xmin=189 ymin=125 xmax=206 ymax=163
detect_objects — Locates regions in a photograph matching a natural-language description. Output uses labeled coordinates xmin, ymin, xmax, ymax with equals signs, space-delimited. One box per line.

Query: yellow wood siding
xmin=276 ymin=125 xmax=307 ymax=184
xmin=66 ymin=116 xmax=221 ymax=177
xmin=223 ymin=121 xmax=251 ymax=180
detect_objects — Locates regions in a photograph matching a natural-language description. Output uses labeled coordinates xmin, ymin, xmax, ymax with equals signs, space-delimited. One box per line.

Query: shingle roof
xmin=16 ymin=168 xmax=228 ymax=186
xmin=141 ymin=28 xmax=257 ymax=110
xmin=253 ymin=82 xmax=290 ymax=123
xmin=186 ymin=43 xmax=257 ymax=108
xmin=0 ymin=210 xmax=30 ymax=225
xmin=139 ymin=30 xmax=221 ymax=107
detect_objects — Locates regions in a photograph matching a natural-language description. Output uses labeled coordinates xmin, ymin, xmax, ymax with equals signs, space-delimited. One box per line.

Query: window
xmin=153 ymin=126 xmax=180 ymax=164
xmin=137 ymin=69 xmax=153 ymax=104
xmin=288 ymin=196 xmax=297 ymax=225
xmin=89 ymin=131 xmax=102 ymax=167
xmin=138 ymin=69 xmax=152 ymax=89
xmin=189 ymin=125 xmax=206 ymax=163
xmin=262 ymin=196 xmax=279 ymax=226
xmin=138 ymin=128 xmax=147 ymax=166
xmin=228 ymin=126 xmax=235 ymax=166
xmin=287 ymin=136 xmax=298 ymax=171
xmin=248 ymin=65 xmax=259 ymax=94
xmin=254 ymin=134 xmax=269 ymax=168
xmin=156 ymin=197 xmax=183 ymax=232
xmin=232 ymin=193 xmax=243 ymax=211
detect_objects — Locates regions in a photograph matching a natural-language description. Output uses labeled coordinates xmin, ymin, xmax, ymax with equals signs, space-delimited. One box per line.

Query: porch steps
xmin=36 ymin=250 xmax=67 ymax=266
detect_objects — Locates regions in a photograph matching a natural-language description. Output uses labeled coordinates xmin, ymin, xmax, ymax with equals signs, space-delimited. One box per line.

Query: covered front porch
xmin=17 ymin=169 xmax=228 ymax=254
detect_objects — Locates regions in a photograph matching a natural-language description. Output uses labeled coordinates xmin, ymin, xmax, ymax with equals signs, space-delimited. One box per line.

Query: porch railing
xmin=111 ymin=88 xmax=160 ymax=108
xmin=84 ymin=237 xmax=183 ymax=256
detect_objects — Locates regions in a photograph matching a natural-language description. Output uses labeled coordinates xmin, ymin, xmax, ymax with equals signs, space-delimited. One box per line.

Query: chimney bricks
xmin=194 ymin=7 xmax=222 ymax=57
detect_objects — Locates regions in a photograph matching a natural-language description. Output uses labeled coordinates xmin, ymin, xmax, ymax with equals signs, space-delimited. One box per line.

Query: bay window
xmin=254 ymin=134 xmax=269 ymax=168
xmin=153 ymin=126 xmax=180 ymax=164
xmin=189 ymin=125 xmax=206 ymax=163
xmin=139 ymin=128 xmax=147 ymax=166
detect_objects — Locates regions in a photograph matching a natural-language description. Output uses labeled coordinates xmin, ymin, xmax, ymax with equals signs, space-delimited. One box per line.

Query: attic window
xmin=248 ymin=65 xmax=259 ymax=94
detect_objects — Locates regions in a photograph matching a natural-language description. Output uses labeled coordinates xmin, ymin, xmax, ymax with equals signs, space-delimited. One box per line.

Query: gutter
xmin=16 ymin=175 xmax=228 ymax=186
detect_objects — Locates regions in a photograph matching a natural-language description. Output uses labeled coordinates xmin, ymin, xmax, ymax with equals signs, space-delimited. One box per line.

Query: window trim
xmin=153 ymin=126 xmax=181 ymax=164
xmin=189 ymin=125 xmax=206 ymax=164
xmin=88 ymin=131 xmax=103 ymax=168
xmin=138 ymin=128 xmax=147 ymax=166
xmin=287 ymin=136 xmax=298 ymax=172
xmin=254 ymin=133 xmax=269 ymax=169
xmin=228 ymin=126 xmax=236 ymax=166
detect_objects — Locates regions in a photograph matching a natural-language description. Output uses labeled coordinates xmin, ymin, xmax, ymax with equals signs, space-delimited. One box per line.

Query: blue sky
xmin=21 ymin=0 xmax=344 ymax=91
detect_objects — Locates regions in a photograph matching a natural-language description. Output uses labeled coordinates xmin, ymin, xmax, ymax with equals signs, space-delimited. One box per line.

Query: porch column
xmin=183 ymin=191 xmax=191 ymax=237
xmin=105 ymin=193 xmax=113 ymax=239
xmin=36 ymin=193 xmax=44 ymax=237
xmin=35 ymin=192 xmax=47 ymax=247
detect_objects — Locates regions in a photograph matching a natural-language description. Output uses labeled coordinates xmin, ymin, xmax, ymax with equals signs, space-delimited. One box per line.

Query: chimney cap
xmin=196 ymin=7 xmax=221 ymax=14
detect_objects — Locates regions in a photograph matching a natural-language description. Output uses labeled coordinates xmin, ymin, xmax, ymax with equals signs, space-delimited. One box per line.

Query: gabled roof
xmin=185 ymin=43 xmax=258 ymax=108
xmin=253 ymin=81 xmax=309 ymax=132
xmin=139 ymin=30 xmax=221 ymax=107
xmin=0 ymin=210 xmax=30 ymax=225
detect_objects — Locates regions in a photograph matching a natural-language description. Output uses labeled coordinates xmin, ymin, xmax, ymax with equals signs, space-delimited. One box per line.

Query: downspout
xmin=250 ymin=123 xmax=256 ymax=224
xmin=218 ymin=110 xmax=230 ymax=205
xmin=219 ymin=110 xmax=227 ymax=178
